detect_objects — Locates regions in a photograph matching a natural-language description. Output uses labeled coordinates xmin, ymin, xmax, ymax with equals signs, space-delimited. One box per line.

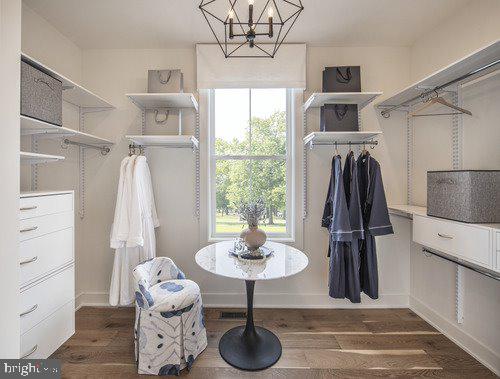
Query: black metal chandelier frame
xmin=199 ymin=0 xmax=304 ymax=58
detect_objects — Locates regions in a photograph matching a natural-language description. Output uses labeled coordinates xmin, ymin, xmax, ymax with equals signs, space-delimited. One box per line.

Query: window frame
xmin=208 ymin=88 xmax=295 ymax=242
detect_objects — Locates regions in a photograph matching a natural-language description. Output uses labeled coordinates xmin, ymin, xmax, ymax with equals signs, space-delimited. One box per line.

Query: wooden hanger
xmin=409 ymin=95 xmax=472 ymax=118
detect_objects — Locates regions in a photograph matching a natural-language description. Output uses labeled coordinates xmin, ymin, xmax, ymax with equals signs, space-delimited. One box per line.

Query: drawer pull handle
xmin=20 ymin=256 xmax=38 ymax=265
xmin=437 ymin=233 xmax=454 ymax=239
xmin=20 ymin=226 xmax=38 ymax=233
xmin=21 ymin=344 xmax=38 ymax=359
xmin=20 ymin=304 xmax=38 ymax=317
xmin=20 ymin=206 xmax=37 ymax=211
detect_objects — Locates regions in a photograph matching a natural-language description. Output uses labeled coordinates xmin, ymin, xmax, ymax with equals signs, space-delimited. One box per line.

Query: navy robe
xmin=357 ymin=152 xmax=393 ymax=299
xmin=342 ymin=152 xmax=364 ymax=303
xmin=322 ymin=155 xmax=358 ymax=301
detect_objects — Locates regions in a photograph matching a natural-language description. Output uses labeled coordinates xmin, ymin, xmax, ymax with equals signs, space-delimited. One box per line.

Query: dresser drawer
xmin=20 ymin=227 xmax=74 ymax=286
xmin=20 ymin=193 xmax=73 ymax=220
xmin=413 ymin=215 xmax=492 ymax=267
xmin=20 ymin=211 xmax=73 ymax=242
xmin=20 ymin=265 xmax=74 ymax=334
xmin=20 ymin=300 xmax=74 ymax=359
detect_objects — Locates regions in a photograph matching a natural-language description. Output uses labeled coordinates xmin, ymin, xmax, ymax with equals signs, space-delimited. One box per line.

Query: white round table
xmin=195 ymin=241 xmax=308 ymax=371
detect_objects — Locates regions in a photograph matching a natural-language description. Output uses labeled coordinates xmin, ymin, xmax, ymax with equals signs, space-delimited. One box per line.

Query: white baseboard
xmin=75 ymin=291 xmax=408 ymax=309
xmin=410 ymin=295 xmax=500 ymax=376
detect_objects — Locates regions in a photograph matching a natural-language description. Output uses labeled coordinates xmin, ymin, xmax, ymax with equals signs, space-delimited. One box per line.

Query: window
xmin=209 ymin=88 xmax=293 ymax=240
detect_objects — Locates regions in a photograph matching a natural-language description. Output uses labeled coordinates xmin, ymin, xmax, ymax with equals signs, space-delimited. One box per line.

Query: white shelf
xmin=303 ymin=92 xmax=382 ymax=111
xmin=125 ymin=135 xmax=199 ymax=149
xmin=21 ymin=190 xmax=73 ymax=198
xmin=377 ymin=40 xmax=500 ymax=110
xmin=21 ymin=53 xmax=114 ymax=109
xmin=303 ymin=131 xmax=382 ymax=147
xmin=126 ymin=93 xmax=198 ymax=111
xmin=20 ymin=151 xmax=65 ymax=164
xmin=20 ymin=115 xmax=113 ymax=148
xmin=388 ymin=204 xmax=427 ymax=219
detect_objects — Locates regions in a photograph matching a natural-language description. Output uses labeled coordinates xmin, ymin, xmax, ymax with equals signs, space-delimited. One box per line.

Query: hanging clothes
xmin=321 ymin=155 xmax=355 ymax=300
xmin=341 ymin=151 xmax=364 ymax=303
xmin=132 ymin=155 xmax=160 ymax=261
xmin=357 ymin=152 xmax=393 ymax=299
xmin=109 ymin=154 xmax=159 ymax=306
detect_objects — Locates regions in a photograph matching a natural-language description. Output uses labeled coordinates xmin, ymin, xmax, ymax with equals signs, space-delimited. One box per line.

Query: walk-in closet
xmin=0 ymin=0 xmax=499 ymax=377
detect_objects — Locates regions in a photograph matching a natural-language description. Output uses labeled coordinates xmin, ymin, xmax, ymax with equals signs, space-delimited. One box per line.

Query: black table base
xmin=218 ymin=280 xmax=282 ymax=371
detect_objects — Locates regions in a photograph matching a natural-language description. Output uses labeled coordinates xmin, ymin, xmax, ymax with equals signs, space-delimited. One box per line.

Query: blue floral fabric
xmin=133 ymin=257 xmax=207 ymax=376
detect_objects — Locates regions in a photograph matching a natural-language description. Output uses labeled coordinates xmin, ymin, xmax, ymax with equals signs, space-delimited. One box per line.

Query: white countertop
xmin=195 ymin=241 xmax=309 ymax=281
xmin=389 ymin=204 xmax=500 ymax=231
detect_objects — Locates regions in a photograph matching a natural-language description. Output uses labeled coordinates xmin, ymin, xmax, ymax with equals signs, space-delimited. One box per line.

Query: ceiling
xmin=23 ymin=0 xmax=469 ymax=49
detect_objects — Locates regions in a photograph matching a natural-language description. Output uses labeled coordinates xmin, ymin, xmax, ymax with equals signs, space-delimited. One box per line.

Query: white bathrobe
xmin=109 ymin=155 xmax=159 ymax=306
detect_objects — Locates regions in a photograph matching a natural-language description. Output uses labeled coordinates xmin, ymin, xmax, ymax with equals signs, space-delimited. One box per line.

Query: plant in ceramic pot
xmin=238 ymin=200 xmax=267 ymax=253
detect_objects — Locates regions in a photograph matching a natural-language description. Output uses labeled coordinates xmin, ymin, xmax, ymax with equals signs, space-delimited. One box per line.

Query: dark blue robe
xmin=357 ymin=152 xmax=393 ymax=299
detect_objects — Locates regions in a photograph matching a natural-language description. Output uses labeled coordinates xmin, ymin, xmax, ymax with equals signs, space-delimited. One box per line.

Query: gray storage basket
xmin=427 ymin=170 xmax=500 ymax=223
xmin=21 ymin=60 xmax=62 ymax=126
xmin=148 ymin=69 xmax=184 ymax=93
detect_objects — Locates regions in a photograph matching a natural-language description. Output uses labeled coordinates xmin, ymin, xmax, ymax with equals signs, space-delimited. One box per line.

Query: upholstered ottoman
xmin=133 ymin=257 xmax=207 ymax=375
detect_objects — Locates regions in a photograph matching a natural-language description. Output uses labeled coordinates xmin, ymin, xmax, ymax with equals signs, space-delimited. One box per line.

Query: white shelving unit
xmin=126 ymin=93 xmax=198 ymax=111
xmin=303 ymin=131 xmax=382 ymax=148
xmin=303 ymin=92 xmax=382 ymax=111
xmin=125 ymin=135 xmax=199 ymax=149
xmin=22 ymin=53 xmax=114 ymax=109
xmin=301 ymin=90 xmax=383 ymax=219
xmin=20 ymin=151 xmax=65 ymax=164
xmin=21 ymin=53 xmax=115 ymax=218
xmin=21 ymin=116 xmax=113 ymax=154
xmin=376 ymin=40 xmax=500 ymax=116
xmin=125 ymin=91 xmax=201 ymax=218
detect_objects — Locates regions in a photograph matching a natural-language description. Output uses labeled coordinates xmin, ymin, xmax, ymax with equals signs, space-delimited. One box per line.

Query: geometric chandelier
xmin=199 ymin=0 xmax=304 ymax=58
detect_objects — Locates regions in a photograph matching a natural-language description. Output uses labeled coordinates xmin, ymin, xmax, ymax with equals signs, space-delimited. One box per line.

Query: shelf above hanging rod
xmin=125 ymin=135 xmax=199 ymax=149
xmin=304 ymin=131 xmax=382 ymax=149
xmin=377 ymin=40 xmax=500 ymax=117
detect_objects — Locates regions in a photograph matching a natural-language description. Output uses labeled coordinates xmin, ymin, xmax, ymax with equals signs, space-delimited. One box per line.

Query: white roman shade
xmin=196 ymin=44 xmax=306 ymax=89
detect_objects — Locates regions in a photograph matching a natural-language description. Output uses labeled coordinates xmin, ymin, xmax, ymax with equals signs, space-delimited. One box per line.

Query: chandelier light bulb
xmin=228 ymin=9 xmax=234 ymax=19
xmin=248 ymin=0 xmax=254 ymax=5
xmin=268 ymin=7 xmax=273 ymax=17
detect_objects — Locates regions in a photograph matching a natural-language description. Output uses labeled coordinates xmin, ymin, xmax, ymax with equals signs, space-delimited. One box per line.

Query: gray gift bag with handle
xmin=147 ymin=69 xmax=184 ymax=93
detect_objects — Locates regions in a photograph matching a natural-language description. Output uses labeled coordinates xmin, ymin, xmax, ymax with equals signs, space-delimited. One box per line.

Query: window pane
xmin=250 ymin=159 xmax=287 ymax=235
xmin=215 ymin=159 xmax=251 ymax=234
xmin=214 ymin=89 xmax=249 ymax=155
xmin=250 ymin=89 xmax=287 ymax=156
xmin=215 ymin=159 xmax=287 ymax=236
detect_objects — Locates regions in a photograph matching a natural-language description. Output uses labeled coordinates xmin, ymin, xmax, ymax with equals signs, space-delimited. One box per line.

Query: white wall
xmin=71 ymin=46 xmax=412 ymax=308
xmin=407 ymin=0 xmax=500 ymax=374
xmin=0 ymin=0 xmax=21 ymax=358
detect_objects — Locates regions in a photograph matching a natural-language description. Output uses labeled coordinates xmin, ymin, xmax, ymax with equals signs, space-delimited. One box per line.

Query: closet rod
xmin=422 ymin=248 xmax=500 ymax=282
xmin=310 ymin=140 xmax=378 ymax=147
xmin=381 ymin=58 xmax=500 ymax=117
xmin=62 ymin=139 xmax=111 ymax=155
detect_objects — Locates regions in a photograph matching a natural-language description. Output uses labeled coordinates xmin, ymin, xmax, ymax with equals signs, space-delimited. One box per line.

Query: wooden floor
xmin=51 ymin=307 xmax=496 ymax=378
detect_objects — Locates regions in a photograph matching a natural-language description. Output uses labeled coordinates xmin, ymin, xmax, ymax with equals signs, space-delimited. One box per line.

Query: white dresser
xmin=389 ymin=204 xmax=500 ymax=275
xmin=19 ymin=191 xmax=75 ymax=359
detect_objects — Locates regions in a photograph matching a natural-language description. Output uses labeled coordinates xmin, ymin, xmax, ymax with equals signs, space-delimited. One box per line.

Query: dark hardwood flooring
xmin=51 ymin=307 xmax=497 ymax=378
